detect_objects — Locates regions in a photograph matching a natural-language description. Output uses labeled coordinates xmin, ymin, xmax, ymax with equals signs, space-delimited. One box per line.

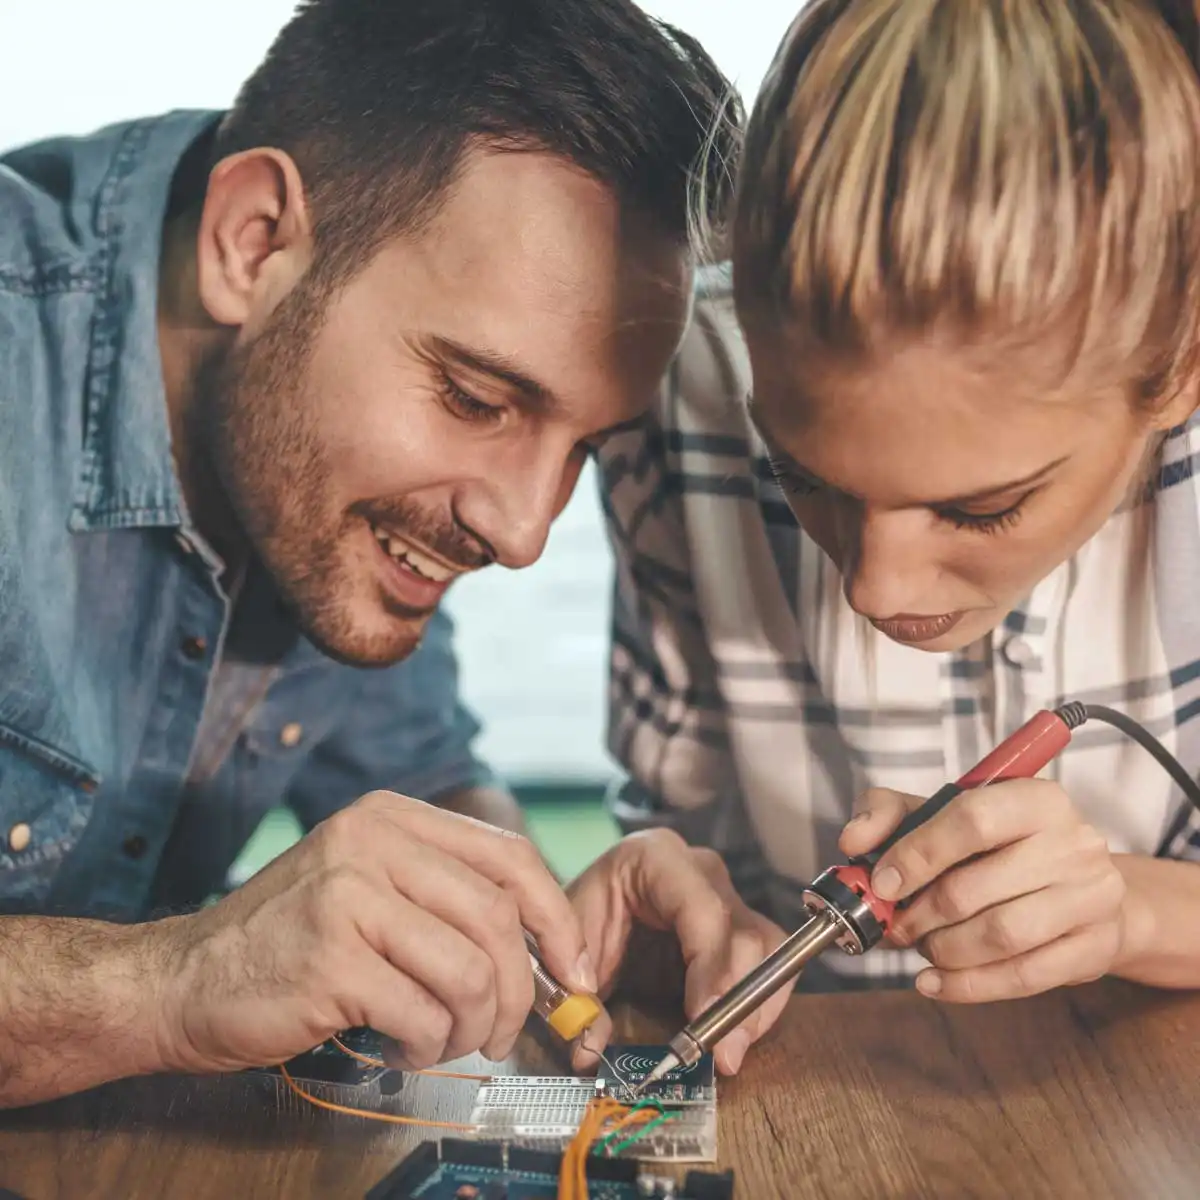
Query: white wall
xmin=0 ymin=0 xmax=798 ymax=782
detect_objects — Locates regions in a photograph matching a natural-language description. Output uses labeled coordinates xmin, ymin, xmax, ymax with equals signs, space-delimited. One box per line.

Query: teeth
xmin=371 ymin=525 xmax=455 ymax=583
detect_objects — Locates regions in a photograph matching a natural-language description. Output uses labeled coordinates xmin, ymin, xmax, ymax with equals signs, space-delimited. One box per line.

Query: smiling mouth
xmin=369 ymin=523 xmax=463 ymax=583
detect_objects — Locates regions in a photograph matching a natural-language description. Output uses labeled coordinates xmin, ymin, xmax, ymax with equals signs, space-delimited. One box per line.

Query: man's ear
xmin=195 ymin=147 xmax=313 ymax=329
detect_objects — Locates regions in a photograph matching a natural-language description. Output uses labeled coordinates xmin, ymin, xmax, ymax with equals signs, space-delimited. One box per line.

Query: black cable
xmin=1066 ymin=702 xmax=1200 ymax=815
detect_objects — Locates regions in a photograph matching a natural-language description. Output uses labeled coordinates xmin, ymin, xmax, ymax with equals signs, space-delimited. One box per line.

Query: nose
xmin=455 ymin=441 xmax=584 ymax=570
xmin=841 ymin=506 xmax=942 ymax=620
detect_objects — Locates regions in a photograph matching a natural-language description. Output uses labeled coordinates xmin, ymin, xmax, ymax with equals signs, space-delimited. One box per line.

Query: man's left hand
xmin=840 ymin=780 xmax=1127 ymax=1003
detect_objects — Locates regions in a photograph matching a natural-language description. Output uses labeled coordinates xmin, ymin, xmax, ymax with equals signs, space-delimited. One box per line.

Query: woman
xmin=594 ymin=0 xmax=1200 ymax=1067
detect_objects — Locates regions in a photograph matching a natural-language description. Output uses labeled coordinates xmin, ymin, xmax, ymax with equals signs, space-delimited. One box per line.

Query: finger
xmin=567 ymin=863 xmax=634 ymax=997
xmin=365 ymin=793 xmax=595 ymax=994
xmin=357 ymin=885 xmax=499 ymax=1062
xmin=919 ymin=881 xmax=1104 ymax=971
xmin=838 ymin=788 xmax=921 ymax=858
xmin=870 ymin=780 xmax=1070 ymax=904
xmin=339 ymin=952 xmax=453 ymax=1070
xmin=373 ymin=839 xmax=533 ymax=1061
xmin=916 ymin=923 xmax=1122 ymax=1003
xmin=893 ymin=831 xmax=1067 ymax=945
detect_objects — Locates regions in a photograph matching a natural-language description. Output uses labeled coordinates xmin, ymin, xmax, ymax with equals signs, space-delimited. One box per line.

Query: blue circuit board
xmin=366 ymin=1140 xmax=735 ymax=1199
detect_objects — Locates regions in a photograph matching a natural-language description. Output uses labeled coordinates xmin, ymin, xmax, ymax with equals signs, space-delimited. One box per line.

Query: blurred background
xmin=0 ymin=0 xmax=796 ymax=880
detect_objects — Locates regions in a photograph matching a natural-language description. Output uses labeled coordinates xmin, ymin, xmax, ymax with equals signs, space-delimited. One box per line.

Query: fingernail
xmin=872 ymin=865 xmax=902 ymax=900
xmin=575 ymin=951 xmax=598 ymax=993
xmin=724 ymin=1029 xmax=751 ymax=1073
xmin=848 ymin=810 xmax=872 ymax=824
xmin=916 ymin=971 xmax=942 ymax=996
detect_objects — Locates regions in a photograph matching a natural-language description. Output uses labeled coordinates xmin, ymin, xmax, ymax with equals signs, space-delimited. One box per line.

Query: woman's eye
xmin=438 ymin=374 xmax=505 ymax=424
xmin=938 ymin=500 xmax=1026 ymax=535
xmin=767 ymin=455 xmax=822 ymax=497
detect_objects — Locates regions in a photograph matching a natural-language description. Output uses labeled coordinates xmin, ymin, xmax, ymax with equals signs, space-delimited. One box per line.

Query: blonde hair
xmin=734 ymin=0 xmax=1200 ymax=406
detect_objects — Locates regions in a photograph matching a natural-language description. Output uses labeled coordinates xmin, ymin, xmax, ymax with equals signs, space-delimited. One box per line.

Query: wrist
xmin=1112 ymin=856 xmax=1161 ymax=973
xmin=107 ymin=915 xmax=194 ymax=1077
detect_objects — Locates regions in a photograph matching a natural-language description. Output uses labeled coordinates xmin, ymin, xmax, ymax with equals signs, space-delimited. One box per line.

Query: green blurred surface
xmin=228 ymin=786 xmax=619 ymax=886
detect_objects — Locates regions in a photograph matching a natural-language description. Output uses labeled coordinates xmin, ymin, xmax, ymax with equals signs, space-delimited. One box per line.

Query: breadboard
xmin=466 ymin=1044 xmax=717 ymax=1163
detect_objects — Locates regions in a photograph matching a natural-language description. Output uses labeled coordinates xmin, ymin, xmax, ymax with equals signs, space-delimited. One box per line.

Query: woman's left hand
xmin=839 ymin=780 xmax=1128 ymax=1002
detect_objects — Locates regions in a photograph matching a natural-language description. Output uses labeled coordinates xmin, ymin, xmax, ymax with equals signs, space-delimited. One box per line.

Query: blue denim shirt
xmin=0 ymin=111 xmax=496 ymax=920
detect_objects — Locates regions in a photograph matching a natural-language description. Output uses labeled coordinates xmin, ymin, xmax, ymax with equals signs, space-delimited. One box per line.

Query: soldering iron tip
xmin=637 ymin=1052 xmax=680 ymax=1095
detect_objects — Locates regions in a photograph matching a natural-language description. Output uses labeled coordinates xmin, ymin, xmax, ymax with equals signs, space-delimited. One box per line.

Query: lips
xmin=869 ymin=611 xmax=964 ymax=645
xmin=369 ymin=524 xmax=459 ymax=582
xmin=369 ymin=522 xmax=467 ymax=611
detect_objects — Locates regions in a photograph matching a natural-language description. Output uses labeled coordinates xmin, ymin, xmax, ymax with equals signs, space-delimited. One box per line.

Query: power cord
xmin=1055 ymin=701 xmax=1200 ymax=813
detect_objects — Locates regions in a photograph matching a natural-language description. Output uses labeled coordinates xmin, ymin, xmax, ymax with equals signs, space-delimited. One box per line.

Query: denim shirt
xmin=0 ymin=111 xmax=496 ymax=920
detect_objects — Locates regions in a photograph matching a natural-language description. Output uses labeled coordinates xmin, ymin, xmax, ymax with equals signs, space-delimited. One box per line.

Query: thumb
xmin=838 ymin=787 xmax=921 ymax=857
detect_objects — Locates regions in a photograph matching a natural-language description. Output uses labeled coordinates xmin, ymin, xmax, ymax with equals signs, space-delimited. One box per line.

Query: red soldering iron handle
xmin=855 ymin=707 xmax=1074 ymax=870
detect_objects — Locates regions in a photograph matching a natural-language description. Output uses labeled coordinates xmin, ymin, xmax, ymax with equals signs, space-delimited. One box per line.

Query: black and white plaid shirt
xmin=597 ymin=265 xmax=1200 ymax=988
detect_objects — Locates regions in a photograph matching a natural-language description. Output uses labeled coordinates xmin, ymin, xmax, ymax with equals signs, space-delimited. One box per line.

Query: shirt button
xmin=122 ymin=835 xmax=148 ymax=860
xmin=180 ymin=636 xmax=208 ymax=661
xmin=1002 ymin=636 xmax=1036 ymax=667
xmin=279 ymin=722 xmax=304 ymax=748
xmin=8 ymin=824 xmax=31 ymax=853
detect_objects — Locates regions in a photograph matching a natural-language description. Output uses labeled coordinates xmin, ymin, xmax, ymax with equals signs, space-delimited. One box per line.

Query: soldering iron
xmin=638 ymin=700 xmax=1200 ymax=1092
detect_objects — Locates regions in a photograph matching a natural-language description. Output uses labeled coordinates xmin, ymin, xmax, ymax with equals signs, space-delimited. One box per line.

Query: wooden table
xmin=2 ymin=978 xmax=1198 ymax=1198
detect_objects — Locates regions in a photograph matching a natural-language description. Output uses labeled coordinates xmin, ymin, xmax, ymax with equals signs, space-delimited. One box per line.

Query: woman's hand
xmin=839 ymin=781 xmax=1128 ymax=1002
xmin=566 ymin=829 xmax=789 ymax=1074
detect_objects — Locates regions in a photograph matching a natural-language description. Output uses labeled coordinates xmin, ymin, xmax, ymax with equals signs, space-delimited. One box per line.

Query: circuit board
xmin=466 ymin=1045 xmax=717 ymax=1163
xmin=365 ymin=1139 xmax=736 ymax=1199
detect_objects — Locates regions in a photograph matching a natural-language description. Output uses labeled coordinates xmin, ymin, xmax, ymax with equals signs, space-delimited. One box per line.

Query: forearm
xmin=434 ymin=785 xmax=528 ymax=836
xmin=1113 ymin=854 xmax=1200 ymax=989
xmin=0 ymin=916 xmax=174 ymax=1108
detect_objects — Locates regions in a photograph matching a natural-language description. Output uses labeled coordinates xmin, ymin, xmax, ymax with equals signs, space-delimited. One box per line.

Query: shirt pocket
xmin=0 ymin=722 xmax=97 ymax=912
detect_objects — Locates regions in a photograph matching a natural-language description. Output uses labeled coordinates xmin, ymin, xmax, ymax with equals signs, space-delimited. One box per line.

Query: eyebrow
xmin=429 ymin=335 xmax=561 ymax=416
xmin=754 ymin=413 xmax=1068 ymax=507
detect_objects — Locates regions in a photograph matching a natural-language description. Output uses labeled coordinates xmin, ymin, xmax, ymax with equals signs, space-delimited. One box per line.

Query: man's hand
xmin=151 ymin=791 xmax=597 ymax=1074
xmin=566 ymin=829 xmax=787 ymax=1076
xmin=840 ymin=781 xmax=1127 ymax=1002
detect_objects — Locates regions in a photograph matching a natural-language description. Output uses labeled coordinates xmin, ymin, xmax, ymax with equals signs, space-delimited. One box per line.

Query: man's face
xmin=197 ymin=150 xmax=690 ymax=667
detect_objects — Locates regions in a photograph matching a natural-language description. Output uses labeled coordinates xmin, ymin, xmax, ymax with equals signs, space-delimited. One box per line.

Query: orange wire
xmin=278 ymin=1062 xmax=481 ymax=1132
xmin=329 ymin=1036 xmax=492 ymax=1081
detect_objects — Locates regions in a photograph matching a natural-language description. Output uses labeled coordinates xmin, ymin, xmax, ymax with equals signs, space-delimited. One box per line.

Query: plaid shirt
xmin=597 ymin=264 xmax=1200 ymax=989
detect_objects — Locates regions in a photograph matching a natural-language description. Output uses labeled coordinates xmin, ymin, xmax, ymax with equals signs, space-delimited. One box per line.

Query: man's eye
xmin=437 ymin=374 xmax=505 ymax=424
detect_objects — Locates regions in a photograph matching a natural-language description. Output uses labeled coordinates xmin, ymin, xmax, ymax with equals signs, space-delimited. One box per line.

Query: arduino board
xmin=364 ymin=1138 xmax=736 ymax=1199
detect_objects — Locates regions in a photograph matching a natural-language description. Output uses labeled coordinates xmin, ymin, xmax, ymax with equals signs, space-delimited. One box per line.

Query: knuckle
xmin=457 ymin=953 xmax=496 ymax=1006
xmin=960 ymin=793 xmax=998 ymax=844
xmin=933 ymin=875 xmax=974 ymax=923
xmin=640 ymin=827 xmax=688 ymax=857
xmin=506 ymin=833 xmax=542 ymax=870
xmin=690 ymin=845 xmax=732 ymax=884
xmin=985 ymin=907 xmax=1027 ymax=956
xmin=481 ymin=888 xmax=522 ymax=939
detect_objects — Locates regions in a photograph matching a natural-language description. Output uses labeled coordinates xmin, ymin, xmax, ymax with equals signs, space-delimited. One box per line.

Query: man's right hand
xmin=146 ymin=791 xmax=598 ymax=1074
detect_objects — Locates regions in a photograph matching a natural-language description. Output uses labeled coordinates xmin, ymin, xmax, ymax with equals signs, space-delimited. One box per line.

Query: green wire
xmin=594 ymin=1100 xmax=675 ymax=1156
xmin=603 ymin=1113 xmax=674 ymax=1155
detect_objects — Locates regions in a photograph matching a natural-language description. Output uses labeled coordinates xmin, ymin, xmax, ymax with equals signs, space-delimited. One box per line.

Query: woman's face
xmin=745 ymin=330 xmax=1193 ymax=651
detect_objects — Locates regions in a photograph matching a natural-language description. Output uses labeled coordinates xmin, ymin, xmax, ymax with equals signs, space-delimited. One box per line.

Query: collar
xmin=67 ymin=109 xmax=224 ymax=534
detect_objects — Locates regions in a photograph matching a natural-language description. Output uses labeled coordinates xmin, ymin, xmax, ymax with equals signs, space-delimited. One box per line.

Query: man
xmin=0 ymin=0 xmax=783 ymax=1108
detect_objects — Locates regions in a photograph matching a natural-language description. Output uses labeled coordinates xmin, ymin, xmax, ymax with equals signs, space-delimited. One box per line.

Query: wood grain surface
xmin=1 ymin=978 xmax=1198 ymax=1199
